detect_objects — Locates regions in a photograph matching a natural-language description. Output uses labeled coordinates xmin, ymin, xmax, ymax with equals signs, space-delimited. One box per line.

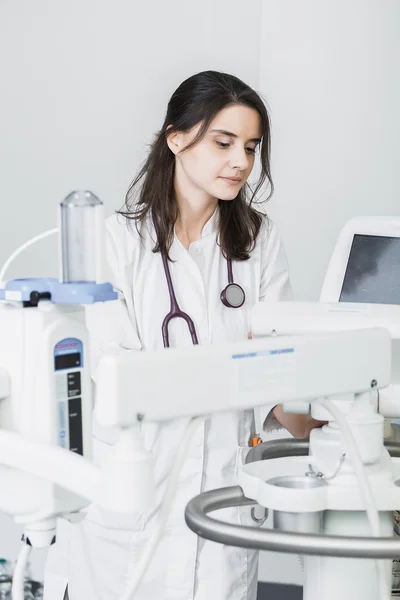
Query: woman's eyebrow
xmin=210 ymin=129 xmax=261 ymax=143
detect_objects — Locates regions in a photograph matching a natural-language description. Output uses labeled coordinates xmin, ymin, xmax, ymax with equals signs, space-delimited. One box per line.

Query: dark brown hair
xmin=119 ymin=70 xmax=273 ymax=260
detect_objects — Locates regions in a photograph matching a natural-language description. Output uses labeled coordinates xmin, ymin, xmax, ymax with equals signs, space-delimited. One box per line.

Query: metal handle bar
xmin=185 ymin=439 xmax=400 ymax=558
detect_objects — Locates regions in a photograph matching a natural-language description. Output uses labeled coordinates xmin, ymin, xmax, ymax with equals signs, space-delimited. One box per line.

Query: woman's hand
xmin=247 ymin=334 xmax=327 ymax=438
xmin=272 ymin=405 xmax=328 ymax=439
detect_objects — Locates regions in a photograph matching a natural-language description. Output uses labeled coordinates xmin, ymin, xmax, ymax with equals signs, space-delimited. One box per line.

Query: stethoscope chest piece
xmin=220 ymin=282 xmax=245 ymax=308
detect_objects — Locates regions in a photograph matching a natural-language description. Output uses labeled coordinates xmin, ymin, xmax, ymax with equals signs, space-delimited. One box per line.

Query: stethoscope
xmin=161 ymin=253 xmax=245 ymax=348
xmin=161 ymin=254 xmax=268 ymax=525
xmin=161 ymin=252 xmax=266 ymax=525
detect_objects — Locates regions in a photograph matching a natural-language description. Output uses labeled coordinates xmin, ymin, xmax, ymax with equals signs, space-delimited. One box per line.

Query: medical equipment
xmin=319 ymin=216 xmax=400 ymax=424
xmin=161 ymin=252 xmax=245 ymax=346
xmin=0 ymin=191 xmax=117 ymax=600
xmin=319 ymin=216 xmax=400 ymax=594
xmin=60 ymin=191 xmax=106 ymax=284
xmin=185 ymin=216 xmax=400 ymax=600
xmin=1 ymin=204 xmax=400 ymax=600
xmin=0 ymin=317 xmax=396 ymax=599
xmin=320 ymin=216 xmax=400 ymax=305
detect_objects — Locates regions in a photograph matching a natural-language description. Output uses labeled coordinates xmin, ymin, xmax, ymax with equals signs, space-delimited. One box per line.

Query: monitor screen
xmin=340 ymin=234 xmax=400 ymax=304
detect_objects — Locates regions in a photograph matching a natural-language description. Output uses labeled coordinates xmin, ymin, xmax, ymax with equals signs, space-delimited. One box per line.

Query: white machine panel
xmin=95 ymin=327 xmax=391 ymax=426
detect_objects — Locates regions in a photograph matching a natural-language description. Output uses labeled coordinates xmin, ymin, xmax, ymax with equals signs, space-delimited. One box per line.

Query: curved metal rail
xmin=185 ymin=439 xmax=400 ymax=558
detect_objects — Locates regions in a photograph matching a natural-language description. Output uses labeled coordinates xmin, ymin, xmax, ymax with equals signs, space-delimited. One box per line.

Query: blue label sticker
xmin=232 ymin=348 xmax=294 ymax=360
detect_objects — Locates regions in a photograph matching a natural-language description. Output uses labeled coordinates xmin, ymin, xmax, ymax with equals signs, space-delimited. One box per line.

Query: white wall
xmin=260 ymin=0 xmax=400 ymax=301
xmin=0 ymin=0 xmax=262 ymax=582
xmin=0 ymin=0 xmax=261 ymax=280
xmin=257 ymin=0 xmax=400 ymax=586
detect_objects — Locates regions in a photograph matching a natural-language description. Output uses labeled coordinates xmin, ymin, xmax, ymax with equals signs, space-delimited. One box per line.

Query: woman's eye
xmin=215 ymin=141 xmax=258 ymax=153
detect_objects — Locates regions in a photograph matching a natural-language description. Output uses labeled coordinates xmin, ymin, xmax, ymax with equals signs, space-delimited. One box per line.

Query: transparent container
xmin=60 ymin=190 xmax=105 ymax=284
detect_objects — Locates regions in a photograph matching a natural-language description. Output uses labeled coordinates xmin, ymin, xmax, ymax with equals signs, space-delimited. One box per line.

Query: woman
xmin=45 ymin=70 xmax=324 ymax=600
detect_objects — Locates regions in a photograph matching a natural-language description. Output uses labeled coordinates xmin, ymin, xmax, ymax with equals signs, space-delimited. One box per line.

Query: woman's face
xmin=168 ymin=104 xmax=262 ymax=202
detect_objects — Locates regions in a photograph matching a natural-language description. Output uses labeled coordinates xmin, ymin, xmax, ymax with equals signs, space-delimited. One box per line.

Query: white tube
xmin=0 ymin=429 xmax=100 ymax=503
xmin=320 ymin=398 xmax=389 ymax=599
xmin=11 ymin=543 xmax=31 ymax=600
xmin=0 ymin=228 xmax=58 ymax=284
xmin=119 ymin=417 xmax=204 ymax=600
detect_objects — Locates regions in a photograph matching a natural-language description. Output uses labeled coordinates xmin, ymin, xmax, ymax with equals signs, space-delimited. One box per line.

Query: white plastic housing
xmin=0 ymin=301 xmax=93 ymax=521
xmin=252 ymin=300 xmax=400 ymax=339
xmin=95 ymin=325 xmax=391 ymax=427
xmin=94 ymin=427 xmax=156 ymax=513
xmin=252 ymin=301 xmax=400 ymax=418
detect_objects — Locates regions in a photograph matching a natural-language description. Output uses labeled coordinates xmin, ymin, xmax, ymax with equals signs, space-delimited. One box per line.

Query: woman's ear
xmin=166 ymin=127 xmax=184 ymax=156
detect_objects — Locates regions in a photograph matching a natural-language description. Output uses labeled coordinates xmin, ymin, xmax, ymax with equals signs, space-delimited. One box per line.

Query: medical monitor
xmin=339 ymin=234 xmax=400 ymax=304
xmin=320 ymin=217 xmax=400 ymax=406
xmin=320 ymin=217 xmax=400 ymax=305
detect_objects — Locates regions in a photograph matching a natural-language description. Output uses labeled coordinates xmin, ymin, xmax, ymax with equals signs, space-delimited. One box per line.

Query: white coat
xmin=44 ymin=208 xmax=292 ymax=600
